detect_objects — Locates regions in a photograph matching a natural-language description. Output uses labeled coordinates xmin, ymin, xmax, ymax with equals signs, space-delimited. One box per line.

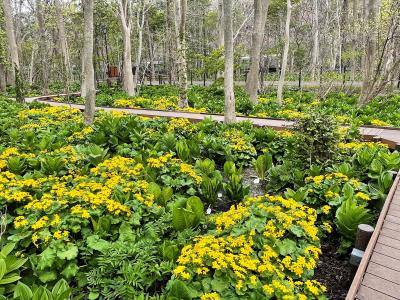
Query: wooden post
xmin=355 ymin=224 xmax=374 ymax=251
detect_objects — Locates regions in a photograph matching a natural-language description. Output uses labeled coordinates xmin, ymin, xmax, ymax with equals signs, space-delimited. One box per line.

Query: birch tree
xmin=55 ymin=0 xmax=72 ymax=93
xmin=36 ymin=0 xmax=49 ymax=94
xmin=82 ymin=0 xmax=96 ymax=124
xmin=173 ymin=0 xmax=188 ymax=107
xmin=2 ymin=0 xmax=19 ymax=85
xmin=277 ymin=0 xmax=292 ymax=105
xmin=118 ymin=0 xmax=135 ymax=96
xmin=310 ymin=0 xmax=319 ymax=81
xmin=223 ymin=0 xmax=236 ymax=123
xmin=245 ymin=0 xmax=269 ymax=104
xmin=133 ymin=0 xmax=147 ymax=89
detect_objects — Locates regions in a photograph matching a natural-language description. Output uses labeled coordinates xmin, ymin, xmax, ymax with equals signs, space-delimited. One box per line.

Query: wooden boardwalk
xmin=23 ymin=94 xmax=400 ymax=298
xmin=26 ymin=96 xmax=400 ymax=150
xmin=347 ymin=172 xmax=400 ymax=300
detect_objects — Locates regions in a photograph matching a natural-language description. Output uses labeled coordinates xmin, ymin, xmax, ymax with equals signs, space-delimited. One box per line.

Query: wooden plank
xmin=374 ymin=243 xmax=400 ymax=260
xmin=362 ymin=273 xmax=400 ymax=298
xmin=386 ymin=215 xmax=400 ymax=225
xmin=381 ymin=228 xmax=400 ymax=241
xmin=388 ymin=205 xmax=400 ymax=215
xmin=378 ymin=236 xmax=400 ymax=250
xmin=370 ymin=252 xmax=400 ymax=272
xmin=383 ymin=221 xmax=400 ymax=232
xmin=366 ymin=262 xmax=400 ymax=285
xmin=356 ymin=285 xmax=397 ymax=300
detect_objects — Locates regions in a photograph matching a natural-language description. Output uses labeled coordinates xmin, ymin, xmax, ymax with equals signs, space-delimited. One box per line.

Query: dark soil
xmin=315 ymin=236 xmax=355 ymax=300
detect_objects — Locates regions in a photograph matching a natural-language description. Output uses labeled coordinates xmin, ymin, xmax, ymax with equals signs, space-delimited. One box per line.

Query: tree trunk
xmin=118 ymin=0 xmax=135 ymax=96
xmin=359 ymin=0 xmax=377 ymax=105
xmin=173 ymin=0 xmax=188 ymax=107
xmin=2 ymin=0 xmax=19 ymax=85
xmin=82 ymin=0 xmax=96 ymax=124
xmin=223 ymin=0 xmax=236 ymax=123
xmin=277 ymin=0 xmax=292 ymax=105
xmin=36 ymin=0 xmax=49 ymax=94
xmin=29 ymin=44 xmax=36 ymax=86
xmin=0 ymin=64 xmax=6 ymax=91
xmin=311 ymin=0 xmax=319 ymax=81
xmin=217 ymin=0 xmax=224 ymax=49
xmin=133 ymin=0 xmax=146 ymax=89
xmin=146 ymin=20 xmax=156 ymax=83
xmin=55 ymin=0 xmax=71 ymax=93
xmin=245 ymin=0 xmax=269 ymax=104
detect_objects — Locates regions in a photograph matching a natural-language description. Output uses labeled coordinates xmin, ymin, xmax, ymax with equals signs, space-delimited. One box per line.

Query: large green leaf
xmin=0 ymin=244 xmax=15 ymax=258
xmin=14 ymin=282 xmax=33 ymax=300
xmin=86 ymin=235 xmax=110 ymax=253
xmin=56 ymin=244 xmax=78 ymax=261
xmin=0 ymin=259 xmax=6 ymax=281
xmin=335 ymin=199 xmax=372 ymax=240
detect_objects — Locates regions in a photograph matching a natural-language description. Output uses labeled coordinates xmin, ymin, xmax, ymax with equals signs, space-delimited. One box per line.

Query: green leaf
xmin=38 ymin=247 xmax=56 ymax=270
xmin=0 ymin=259 xmax=6 ymax=281
xmin=276 ymin=239 xmax=297 ymax=256
xmin=52 ymin=278 xmax=70 ymax=300
xmin=86 ymin=235 xmax=110 ymax=253
xmin=32 ymin=286 xmax=52 ymax=300
xmin=88 ymin=292 xmax=99 ymax=300
xmin=0 ymin=244 xmax=15 ymax=258
xmin=14 ymin=282 xmax=33 ymax=300
xmin=0 ymin=274 xmax=21 ymax=284
xmin=57 ymin=244 xmax=78 ymax=260
xmin=5 ymin=256 xmax=27 ymax=273
xmin=169 ymin=280 xmax=193 ymax=300
xmin=210 ymin=277 xmax=229 ymax=292
xmin=335 ymin=199 xmax=372 ymax=240
xmin=60 ymin=263 xmax=79 ymax=279
xmin=38 ymin=271 xmax=57 ymax=283
xmin=118 ymin=222 xmax=134 ymax=243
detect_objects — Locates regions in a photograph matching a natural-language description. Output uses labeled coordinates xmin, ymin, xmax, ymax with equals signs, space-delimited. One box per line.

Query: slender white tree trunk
xmin=359 ymin=0 xmax=376 ymax=105
xmin=0 ymin=64 xmax=6 ymax=91
xmin=277 ymin=0 xmax=292 ymax=105
xmin=311 ymin=0 xmax=319 ymax=81
xmin=118 ymin=0 xmax=135 ymax=96
xmin=173 ymin=0 xmax=188 ymax=107
xmin=29 ymin=44 xmax=36 ymax=86
xmin=36 ymin=0 xmax=49 ymax=94
xmin=55 ymin=0 xmax=71 ymax=90
xmin=223 ymin=0 xmax=236 ymax=123
xmin=133 ymin=0 xmax=146 ymax=89
xmin=82 ymin=0 xmax=96 ymax=124
xmin=245 ymin=0 xmax=269 ymax=104
xmin=2 ymin=0 xmax=19 ymax=84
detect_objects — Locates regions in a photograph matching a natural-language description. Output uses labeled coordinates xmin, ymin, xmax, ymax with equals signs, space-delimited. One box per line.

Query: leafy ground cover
xmin=51 ymin=83 xmax=400 ymax=127
xmin=0 ymin=96 xmax=399 ymax=299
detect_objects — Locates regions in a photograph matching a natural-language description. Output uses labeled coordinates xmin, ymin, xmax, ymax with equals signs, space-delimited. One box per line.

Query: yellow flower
xmin=200 ymin=292 xmax=220 ymax=300
xmin=14 ymin=216 xmax=28 ymax=229
xmin=32 ymin=216 xmax=49 ymax=230
xmin=250 ymin=275 xmax=257 ymax=285
xmin=71 ymin=205 xmax=91 ymax=218
xmin=321 ymin=205 xmax=331 ymax=214
xmin=355 ymin=192 xmax=370 ymax=201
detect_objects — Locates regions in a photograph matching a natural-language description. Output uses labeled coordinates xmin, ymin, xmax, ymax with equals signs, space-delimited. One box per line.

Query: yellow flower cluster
xmin=355 ymin=192 xmax=370 ymax=201
xmin=213 ymin=204 xmax=249 ymax=232
xmin=180 ymin=163 xmax=202 ymax=184
xmin=147 ymin=153 xmax=173 ymax=168
xmin=277 ymin=110 xmax=305 ymax=119
xmin=305 ymin=172 xmax=349 ymax=185
xmin=17 ymin=106 xmax=82 ymax=129
xmin=200 ymin=292 xmax=220 ymax=300
xmin=14 ymin=216 xmax=28 ymax=229
xmin=71 ymin=204 xmax=91 ymax=218
xmin=371 ymin=119 xmax=390 ymax=127
xmin=338 ymin=141 xmax=388 ymax=151
xmin=174 ymin=194 xmax=325 ymax=298
xmin=224 ymin=130 xmax=256 ymax=154
xmin=67 ymin=127 xmax=94 ymax=141
xmin=168 ymin=118 xmax=195 ymax=133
